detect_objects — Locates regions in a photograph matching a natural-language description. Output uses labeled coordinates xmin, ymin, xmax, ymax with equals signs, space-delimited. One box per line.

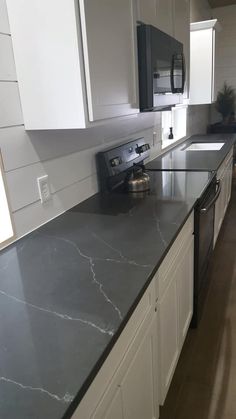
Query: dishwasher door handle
xmin=200 ymin=180 xmax=221 ymax=213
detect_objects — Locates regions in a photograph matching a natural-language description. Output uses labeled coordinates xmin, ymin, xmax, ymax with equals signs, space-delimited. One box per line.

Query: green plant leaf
xmin=215 ymin=82 xmax=236 ymax=120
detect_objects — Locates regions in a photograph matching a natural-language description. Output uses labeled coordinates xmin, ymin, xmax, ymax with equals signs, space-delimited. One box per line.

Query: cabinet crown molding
xmin=190 ymin=19 xmax=221 ymax=32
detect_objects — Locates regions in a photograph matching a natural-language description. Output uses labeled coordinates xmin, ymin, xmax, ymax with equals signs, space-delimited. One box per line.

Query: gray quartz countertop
xmin=146 ymin=134 xmax=236 ymax=172
xmin=0 ymin=131 xmax=234 ymax=419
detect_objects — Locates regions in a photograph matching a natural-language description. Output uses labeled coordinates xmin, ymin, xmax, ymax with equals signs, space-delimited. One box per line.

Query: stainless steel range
xmin=97 ymin=137 xmax=151 ymax=194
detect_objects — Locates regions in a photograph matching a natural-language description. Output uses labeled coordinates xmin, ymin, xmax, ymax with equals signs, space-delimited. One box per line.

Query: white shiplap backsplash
xmin=0 ymin=0 xmax=210 ymax=242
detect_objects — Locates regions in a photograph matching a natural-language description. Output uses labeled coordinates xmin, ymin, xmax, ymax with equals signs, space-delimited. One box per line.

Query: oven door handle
xmin=200 ymin=180 xmax=221 ymax=213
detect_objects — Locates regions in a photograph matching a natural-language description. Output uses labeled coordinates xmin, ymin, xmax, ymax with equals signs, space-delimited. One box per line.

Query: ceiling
xmin=209 ymin=0 xmax=236 ymax=7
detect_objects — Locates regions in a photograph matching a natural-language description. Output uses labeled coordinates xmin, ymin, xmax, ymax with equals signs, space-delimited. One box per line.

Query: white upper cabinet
xmin=0 ymin=0 xmax=10 ymax=34
xmin=136 ymin=0 xmax=158 ymax=27
xmin=155 ymin=0 xmax=174 ymax=36
xmin=137 ymin=0 xmax=174 ymax=36
xmin=6 ymin=0 xmax=139 ymax=129
xmin=79 ymin=0 xmax=139 ymax=122
xmin=190 ymin=19 xmax=221 ymax=105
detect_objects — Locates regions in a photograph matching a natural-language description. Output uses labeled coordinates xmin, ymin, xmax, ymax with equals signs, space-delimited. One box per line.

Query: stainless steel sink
xmin=184 ymin=142 xmax=225 ymax=151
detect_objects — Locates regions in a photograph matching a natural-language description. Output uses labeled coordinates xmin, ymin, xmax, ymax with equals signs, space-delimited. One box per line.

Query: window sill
xmin=162 ymin=138 xmax=181 ymax=149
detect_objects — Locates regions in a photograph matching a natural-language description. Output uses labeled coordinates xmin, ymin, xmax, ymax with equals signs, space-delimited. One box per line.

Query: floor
xmin=160 ymin=169 xmax=236 ymax=419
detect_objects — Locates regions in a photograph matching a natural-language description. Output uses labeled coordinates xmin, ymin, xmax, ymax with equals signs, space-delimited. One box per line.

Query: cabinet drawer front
xmin=72 ymin=280 xmax=155 ymax=418
xmin=158 ymin=212 xmax=194 ymax=299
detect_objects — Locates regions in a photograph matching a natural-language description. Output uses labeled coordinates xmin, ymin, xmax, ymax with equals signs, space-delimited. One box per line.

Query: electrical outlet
xmin=37 ymin=175 xmax=51 ymax=203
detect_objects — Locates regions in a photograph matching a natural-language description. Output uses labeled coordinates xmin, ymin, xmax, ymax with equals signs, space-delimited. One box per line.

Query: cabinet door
xmin=92 ymin=312 xmax=159 ymax=419
xmin=214 ymin=183 xmax=223 ymax=247
xmin=159 ymin=277 xmax=179 ymax=404
xmin=173 ymin=0 xmax=190 ymax=99
xmin=177 ymin=237 xmax=194 ymax=350
xmin=92 ymin=386 xmax=124 ymax=419
xmin=79 ymin=0 xmax=139 ymax=122
xmin=226 ymin=158 xmax=233 ymax=205
xmin=190 ymin=28 xmax=214 ymax=104
xmin=222 ymin=169 xmax=228 ymax=217
xmin=121 ymin=313 xmax=158 ymax=419
xmin=214 ymin=194 xmax=220 ymax=246
xmin=156 ymin=0 xmax=174 ymax=36
xmin=137 ymin=0 xmax=174 ymax=35
xmin=137 ymin=0 xmax=158 ymax=26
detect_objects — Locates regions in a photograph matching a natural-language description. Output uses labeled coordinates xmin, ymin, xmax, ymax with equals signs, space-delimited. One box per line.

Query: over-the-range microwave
xmin=137 ymin=23 xmax=185 ymax=112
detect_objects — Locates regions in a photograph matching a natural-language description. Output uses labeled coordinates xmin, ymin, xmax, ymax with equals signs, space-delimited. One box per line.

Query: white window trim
xmin=162 ymin=105 xmax=188 ymax=149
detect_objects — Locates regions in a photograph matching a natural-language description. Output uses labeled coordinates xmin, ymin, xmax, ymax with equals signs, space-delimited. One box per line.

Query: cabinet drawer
xmin=72 ymin=280 xmax=156 ymax=418
xmin=157 ymin=212 xmax=194 ymax=299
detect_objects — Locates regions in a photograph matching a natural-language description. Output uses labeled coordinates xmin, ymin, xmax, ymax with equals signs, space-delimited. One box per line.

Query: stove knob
xmin=110 ymin=157 xmax=122 ymax=167
xmin=136 ymin=143 xmax=150 ymax=155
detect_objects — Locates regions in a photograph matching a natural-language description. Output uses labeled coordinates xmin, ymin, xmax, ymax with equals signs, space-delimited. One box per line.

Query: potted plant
xmin=215 ymin=82 xmax=236 ymax=125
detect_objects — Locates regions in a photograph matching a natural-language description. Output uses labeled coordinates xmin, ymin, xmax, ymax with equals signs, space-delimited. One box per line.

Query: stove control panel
xmin=97 ymin=138 xmax=150 ymax=191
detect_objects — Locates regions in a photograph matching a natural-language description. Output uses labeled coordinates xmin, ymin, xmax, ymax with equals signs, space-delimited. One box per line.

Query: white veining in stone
xmin=152 ymin=206 xmax=168 ymax=248
xmin=38 ymin=232 xmax=123 ymax=321
xmin=155 ymin=218 xmax=168 ymax=247
xmin=0 ymin=289 xmax=114 ymax=336
xmin=0 ymin=376 xmax=74 ymax=404
xmin=92 ymin=232 xmax=152 ymax=268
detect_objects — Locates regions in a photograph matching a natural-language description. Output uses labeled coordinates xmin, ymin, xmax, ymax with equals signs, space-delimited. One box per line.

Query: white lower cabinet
xmin=92 ymin=312 xmax=158 ymax=419
xmin=159 ymin=277 xmax=179 ymax=403
xmin=214 ymin=148 xmax=233 ymax=247
xmin=72 ymin=281 xmax=159 ymax=419
xmin=158 ymin=213 xmax=194 ymax=404
xmin=177 ymin=237 xmax=194 ymax=350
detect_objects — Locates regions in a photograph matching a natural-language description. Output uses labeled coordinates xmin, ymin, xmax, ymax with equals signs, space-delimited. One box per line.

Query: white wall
xmin=0 ymin=0 xmax=210 ymax=243
xmin=190 ymin=0 xmax=212 ymax=22
xmin=211 ymin=5 xmax=236 ymax=123
xmin=187 ymin=105 xmax=210 ymax=135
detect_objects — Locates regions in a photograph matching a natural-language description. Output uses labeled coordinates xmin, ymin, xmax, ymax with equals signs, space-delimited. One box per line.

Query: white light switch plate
xmin=37 ymin=175 xmax=51 ymax=203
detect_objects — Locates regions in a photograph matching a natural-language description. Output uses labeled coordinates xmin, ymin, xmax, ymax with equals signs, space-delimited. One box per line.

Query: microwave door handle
xmin=171 ymin=55 xmax=175 ymax=92
xmin=171 ymin=53 xmax=186 ymax=93
xmin=200 ymin=180 xmax=221 ymax=213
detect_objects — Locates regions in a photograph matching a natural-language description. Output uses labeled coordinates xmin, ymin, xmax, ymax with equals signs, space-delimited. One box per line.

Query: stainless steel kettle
xmin=125 ymin=167 xmax=150 ymax=193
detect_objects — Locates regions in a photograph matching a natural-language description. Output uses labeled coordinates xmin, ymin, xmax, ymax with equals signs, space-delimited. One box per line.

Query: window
xmin=0 ymin=152 xmax=14 ymax=248
xmin=161 ymin=105 xmax=187 ymax=149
